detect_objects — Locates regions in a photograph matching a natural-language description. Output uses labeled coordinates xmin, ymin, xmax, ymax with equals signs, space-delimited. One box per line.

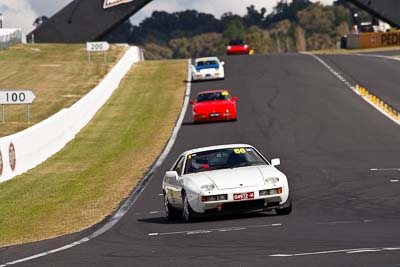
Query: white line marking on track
xmin=149 ymin=211 xmax=161 ymax=214
xmin=0 ymin=59 xmax=193 ymax=267
xmin=370 ymin=168 xmax=400 ymax=171
xmin=269 ymin=247 xmax=400 ymax=257
xmin=346 ymin=249 xmax=381 ymax=254
xmin=390 ymin=179 xmax=399 ymax=183
xmin=148 ymin=223 xmax=282 ymax=237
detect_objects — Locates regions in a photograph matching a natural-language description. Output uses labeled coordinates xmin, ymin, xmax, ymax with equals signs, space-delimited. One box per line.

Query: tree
xmin=245 ymin=26 xmax=267 ymax=54
xmin=243 ymin=5 xmax=267 ymax=27
xmin=223 ymin=19 xmax=246 ymax=41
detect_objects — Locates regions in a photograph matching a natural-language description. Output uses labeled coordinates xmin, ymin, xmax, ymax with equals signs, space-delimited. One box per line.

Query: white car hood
xmin=186 ymin=165 xmax=280 ymax=190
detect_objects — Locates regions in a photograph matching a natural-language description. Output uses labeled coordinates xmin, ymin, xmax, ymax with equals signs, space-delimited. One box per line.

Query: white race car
xmin=191 ymin=57 xmax=225 ymax=81
xmin=162 ymin=144 xmax=292 ymax=222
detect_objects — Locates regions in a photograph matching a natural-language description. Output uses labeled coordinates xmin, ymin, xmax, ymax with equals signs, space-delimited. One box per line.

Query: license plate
xmin=210 ymin=113 xmax=220 ymax=118
xmin=233 ymin=192 xmax=254 ymax=201
xmin=206 ymin=74 xmax=211 ymax=77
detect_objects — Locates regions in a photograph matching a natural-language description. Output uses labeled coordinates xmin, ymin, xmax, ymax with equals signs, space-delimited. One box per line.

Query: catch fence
xmin=0 ymin=29 xmax=23 ymax=50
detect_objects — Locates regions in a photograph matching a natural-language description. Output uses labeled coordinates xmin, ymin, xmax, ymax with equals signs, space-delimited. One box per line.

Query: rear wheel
xmin=182 ymin=194 xmax=195 ymax=223
xmin=275 ymin=196 xmax=292 ymax=216
xmin=164 ymin=193 xmax=181 ymax=220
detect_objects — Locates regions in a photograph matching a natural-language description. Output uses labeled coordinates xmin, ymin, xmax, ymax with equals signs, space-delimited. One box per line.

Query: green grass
xmin=0 ymin=59 xmax=187 ymax=247
xmin=0 ymin=44 xmax=126 ymax=136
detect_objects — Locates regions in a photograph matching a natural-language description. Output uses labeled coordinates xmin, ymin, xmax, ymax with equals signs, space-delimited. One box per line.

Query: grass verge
xmin=0 ymin=44 xmax=126 ymax=136
xmin=0 ymin=59 xmax=187 ymax=247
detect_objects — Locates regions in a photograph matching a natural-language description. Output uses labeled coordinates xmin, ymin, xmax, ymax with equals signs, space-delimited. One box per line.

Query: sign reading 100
xmin=0 ymin=90 xmax=36 ymax=105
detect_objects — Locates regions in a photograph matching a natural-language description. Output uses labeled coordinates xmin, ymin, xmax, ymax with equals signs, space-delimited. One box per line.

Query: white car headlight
xmin=264 ymin=177 xmax=279 ymax=184
xmin=200 ymin=184 xmax=216 ymax=191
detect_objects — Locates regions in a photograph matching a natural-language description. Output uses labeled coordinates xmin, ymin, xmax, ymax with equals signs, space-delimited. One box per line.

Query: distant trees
xmin=105 ymin=1 xmax=355 ymax=59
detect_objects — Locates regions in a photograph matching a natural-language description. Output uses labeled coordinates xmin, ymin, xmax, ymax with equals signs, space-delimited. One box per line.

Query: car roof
xmin=182 ymin=144 xmax=255 ymax=156
xmin=197 ymin=89 xmax=230 ymax=95
xmin=195 ymin=57 xmax=220 ymax=62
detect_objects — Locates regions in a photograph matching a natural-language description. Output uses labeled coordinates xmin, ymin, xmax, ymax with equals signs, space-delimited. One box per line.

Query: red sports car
xmin=190 ymin=90 xmax=238 ymax=122
xmin=227 ymin=39 xmax=250 ymax=55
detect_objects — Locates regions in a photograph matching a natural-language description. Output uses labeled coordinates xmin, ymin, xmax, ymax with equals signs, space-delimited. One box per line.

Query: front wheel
xmin=164 ymin=193 xmax=181 ymax=220
xmin=182 ymin=194 xmax=195 ymax=223
xmin=275 ymin=196 xmax=292 ymax=216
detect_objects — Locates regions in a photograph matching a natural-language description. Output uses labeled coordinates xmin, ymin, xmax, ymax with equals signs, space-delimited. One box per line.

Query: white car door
xmin=168 ymin=156 xmax=185 ymax=206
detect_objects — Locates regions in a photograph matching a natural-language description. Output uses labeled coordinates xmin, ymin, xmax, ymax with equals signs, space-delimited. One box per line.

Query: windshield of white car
xmin=196 ymin=92 xmax=230 ymax=102
xmin=184 ymin=148 xmax=267 ymax=174
xmin=196 ymin=60 xmax=219 ymax=67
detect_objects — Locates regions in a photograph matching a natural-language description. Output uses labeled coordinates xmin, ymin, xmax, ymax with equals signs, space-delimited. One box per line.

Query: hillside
xmin=0 ymin=44 xmax=126 ymax=136
xmin=106 ymin=0 xmax=372 ymax=59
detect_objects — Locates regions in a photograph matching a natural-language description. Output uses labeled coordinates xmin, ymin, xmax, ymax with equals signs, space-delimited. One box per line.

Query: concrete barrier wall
xmin=347 ymin=31 xmax=400 ymax=49
xmin=346 ymin=35 xmax=360 ymax=49
xmin=0 ymin=46 xmax=141 ymax=183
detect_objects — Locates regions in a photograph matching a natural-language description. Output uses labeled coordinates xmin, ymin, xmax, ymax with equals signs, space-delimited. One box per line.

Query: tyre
xmin=164 ymin=193 xmax=181 ymax=220
xmin=182 ymin=193 xmax=195 ymax=223
xmin=275 ymin=196 xmax=292 ymax=216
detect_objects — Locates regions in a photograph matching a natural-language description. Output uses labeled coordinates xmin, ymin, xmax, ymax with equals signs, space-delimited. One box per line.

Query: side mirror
xmin=232 ymin=96 xmax=238 ymax=102
xmin=221 ymin=61 xmax=225 ymax=66
xmin=190 ymin=100 xmax=195 ymax=105
xmin=166 ymin=171 xmax=179 ymax=180
xmin=271 ymin=158 xmax=280 ymax=166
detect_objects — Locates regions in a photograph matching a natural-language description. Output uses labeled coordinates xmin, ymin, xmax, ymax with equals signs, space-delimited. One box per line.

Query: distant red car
xmin=190 ymin=90 xmax=238 ymax=123
xmin=227 ymin=39 xmax=250 ymax=55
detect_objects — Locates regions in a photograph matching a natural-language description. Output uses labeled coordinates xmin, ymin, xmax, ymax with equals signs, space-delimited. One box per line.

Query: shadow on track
xmin=181 ymin=120 xmax=236 ymax=127
xmin=137 ymin=211 xmax=277 ymax=225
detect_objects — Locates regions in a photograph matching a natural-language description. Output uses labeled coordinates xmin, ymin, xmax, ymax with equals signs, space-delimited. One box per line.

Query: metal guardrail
xmin=0 ymin=29 xmax=22 ymax=50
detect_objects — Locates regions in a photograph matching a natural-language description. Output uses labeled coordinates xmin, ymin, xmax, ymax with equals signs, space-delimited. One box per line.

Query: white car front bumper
xmin=192 ymin=71 xmax=224 ymax=81
xmin=189 ymin=184 xmax=289 ymax=215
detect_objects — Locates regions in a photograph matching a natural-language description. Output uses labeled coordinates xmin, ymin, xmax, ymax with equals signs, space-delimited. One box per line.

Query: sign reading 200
xmin=86 ymin=42 xmax=110 ymax=52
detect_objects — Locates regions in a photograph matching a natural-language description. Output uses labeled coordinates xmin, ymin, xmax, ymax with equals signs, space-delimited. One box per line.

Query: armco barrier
xmin=0 ymin=46 xmax=141 ymax=183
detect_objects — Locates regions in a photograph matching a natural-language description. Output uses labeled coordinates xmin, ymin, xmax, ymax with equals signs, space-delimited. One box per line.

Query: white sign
xmin=103 ymin=0 xmax=135 ymax=9
xmin=0 ymin=90 xmax=36 ymax=105
xmin=86 ymin=42 xmax=110 ymax=52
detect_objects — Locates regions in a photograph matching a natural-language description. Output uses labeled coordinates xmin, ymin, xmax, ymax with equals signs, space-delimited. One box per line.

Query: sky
xmin=0 ymin=0 xmax=334 ymax=34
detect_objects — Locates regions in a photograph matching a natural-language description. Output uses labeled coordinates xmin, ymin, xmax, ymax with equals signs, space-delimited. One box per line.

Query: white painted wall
xmin=0 ymin=46 xmax=141 ymax=183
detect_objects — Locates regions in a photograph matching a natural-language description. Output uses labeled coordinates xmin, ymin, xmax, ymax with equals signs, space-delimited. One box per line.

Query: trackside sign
xmin=103 ymin=0 xmax=135 ymax=9
xmin=0 ymin=90 xmax=36 ymax=105
xmin=86 ymin=42 xmax=110 ymax=52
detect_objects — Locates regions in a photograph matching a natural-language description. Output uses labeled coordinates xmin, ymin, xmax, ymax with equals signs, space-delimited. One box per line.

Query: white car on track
xmin=162 ymin=144 xmax=292 ymax=222
xmin=191 ymin=57 xmax=225 ymax=81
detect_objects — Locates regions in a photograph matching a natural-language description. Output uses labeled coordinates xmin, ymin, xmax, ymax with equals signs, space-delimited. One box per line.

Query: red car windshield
xmin=197 ymin=92 xmax=231 ymax=102
xmin=229 ymin=39 xmax=246 ymax=46
xmin=184 ymin=147 xmax=267 ymax=174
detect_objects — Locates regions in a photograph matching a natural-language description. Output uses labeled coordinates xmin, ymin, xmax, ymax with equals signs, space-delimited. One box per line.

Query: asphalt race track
xmin=2 ymin=53 xmax=400 ymax=266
